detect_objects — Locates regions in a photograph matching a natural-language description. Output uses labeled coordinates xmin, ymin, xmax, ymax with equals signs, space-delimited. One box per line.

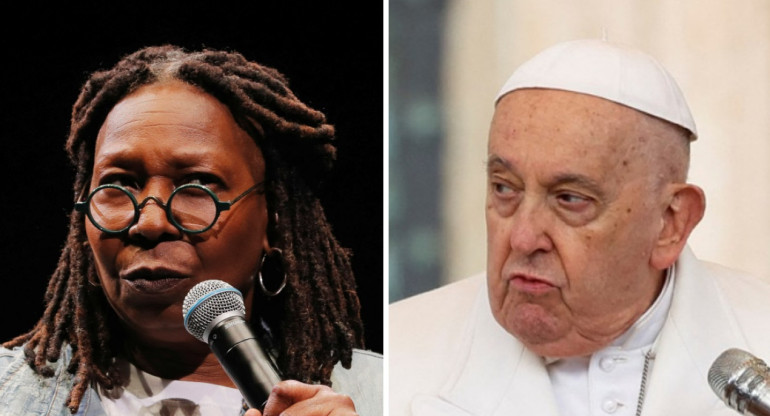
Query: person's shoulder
xmin=351 ymin=348 xmax=382 ymax=364
xmin=0 ymin=344 xmax=23 ymax=356
xmin=390 ymin=273 xmax=485 ymax=337
xmin=390 ymin=273 xmax=485 ymax=319
xmin=0 ymin=345 xmax=57 ymax=413
xmin=331 ymin=349 xmax=383 ymax=416
xmin=681 ymin=250 xmax=770 ymax=346
xmin=0 ymin=345 xmax=25 ymax=373
xmin=389 ymin=274 xmax=486 ymax=414
xmin=0 ymin=344 xmax=94 ymax=416
xmin=692 ymin=253 xmax=770 ymax=298
xmin=389 ymin=272 xmax=485 ymax=363
xmin=0 ymin=343 xmax=75 ymax=382
xmin=342 ymin=348 xmax=382 ymax=378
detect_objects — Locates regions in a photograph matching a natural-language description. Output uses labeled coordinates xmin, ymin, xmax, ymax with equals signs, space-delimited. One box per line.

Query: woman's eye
xmin=102 ymin=175 xmax=139 ymax=189
xmin=185 ymin=173 xmax=223 ymax=188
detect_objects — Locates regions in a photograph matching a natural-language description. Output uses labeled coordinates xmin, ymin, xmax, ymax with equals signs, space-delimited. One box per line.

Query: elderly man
xmin=390 ymin=39 xmax=770 ymax=416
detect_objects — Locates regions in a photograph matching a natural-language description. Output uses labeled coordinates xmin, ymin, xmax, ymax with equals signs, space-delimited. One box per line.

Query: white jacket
xmin=389 ymin=246 xmax=770 ymax=415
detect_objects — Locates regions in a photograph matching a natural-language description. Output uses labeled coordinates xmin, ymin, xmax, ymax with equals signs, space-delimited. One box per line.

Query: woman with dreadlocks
xmin=0 ymin=45 xmax=381 ymax=415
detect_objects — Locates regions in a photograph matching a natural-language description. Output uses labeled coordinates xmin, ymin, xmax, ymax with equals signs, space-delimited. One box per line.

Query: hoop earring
xmin=259 ymin=248 xmax=286 ymax=297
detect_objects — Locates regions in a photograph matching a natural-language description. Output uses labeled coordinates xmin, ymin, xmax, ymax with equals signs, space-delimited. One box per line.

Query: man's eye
xmin=555 ymin=192 xmax=591 ymax=208
xmin=493 ymin=182 xmax=515 ymax=195
xmin=558 ymin=193 xmax=585 ymax=202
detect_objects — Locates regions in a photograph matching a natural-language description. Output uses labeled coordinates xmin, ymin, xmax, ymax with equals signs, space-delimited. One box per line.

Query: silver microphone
xmin=708 ymin=348 xmax=770 ymax=416
xmin=183 ymin=279 xmax=282 ymax=409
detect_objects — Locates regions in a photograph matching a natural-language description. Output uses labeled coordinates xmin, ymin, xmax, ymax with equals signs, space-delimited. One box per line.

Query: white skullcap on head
xmin=495 ymin=39 xmax=697 ymax=140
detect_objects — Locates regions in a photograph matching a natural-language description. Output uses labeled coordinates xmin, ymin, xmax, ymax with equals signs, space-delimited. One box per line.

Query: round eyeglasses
xmin=74 ymin=182 xmax=264 ymax=234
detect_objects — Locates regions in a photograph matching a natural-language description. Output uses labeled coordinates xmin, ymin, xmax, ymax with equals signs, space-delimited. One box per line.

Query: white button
xmin=602 ymin=399 xmax=621 ymax=413
xmin=599 ymin=356 xmax=616 ymax=372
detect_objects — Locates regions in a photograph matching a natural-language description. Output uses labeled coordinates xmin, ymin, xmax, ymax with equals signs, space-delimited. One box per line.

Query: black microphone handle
xmin=746 ymin=401 xmax=770 ymax=416
xmin=208 ymin=315 xmax=283 ymax=409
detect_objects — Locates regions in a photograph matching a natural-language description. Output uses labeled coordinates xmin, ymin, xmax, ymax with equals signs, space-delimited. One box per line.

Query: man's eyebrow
xmin=486 ymin=154 xmax=513 ymax=173
xmin=550 ymin=173 xmax=606 ymax=199
xmin=486 ymin=154 xmax=606 ymax=198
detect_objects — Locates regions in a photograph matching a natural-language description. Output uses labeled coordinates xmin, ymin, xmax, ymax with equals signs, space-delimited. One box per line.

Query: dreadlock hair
xmin=3 ymin=45 xmax=365 ymax=413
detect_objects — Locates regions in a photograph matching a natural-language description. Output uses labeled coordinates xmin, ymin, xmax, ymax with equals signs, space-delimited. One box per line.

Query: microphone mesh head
xmin=182 ymin=280 xmax=245 ymax=342
xmin=708 ymin=348 xmax=770 ymax=413
xmin=709 ymin=349 xmax=752 ymax=399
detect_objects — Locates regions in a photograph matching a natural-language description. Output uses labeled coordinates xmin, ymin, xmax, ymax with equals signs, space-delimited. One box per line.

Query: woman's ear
xmin=262 ymin=237 xmax=271 ymax=253
xmin=264 ymin=211 xmax=279 ymax=253
xmin=650 ymin=184 xmax=706 ymax=270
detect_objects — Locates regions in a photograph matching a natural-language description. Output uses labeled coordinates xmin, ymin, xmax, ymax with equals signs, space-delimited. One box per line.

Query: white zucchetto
xmin=495 ymin=39 xmax=697 ymax=140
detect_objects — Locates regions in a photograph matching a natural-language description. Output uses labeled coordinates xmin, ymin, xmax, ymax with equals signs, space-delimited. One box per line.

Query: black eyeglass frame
xmin=74 ymin=182 xmax=264 ymax=235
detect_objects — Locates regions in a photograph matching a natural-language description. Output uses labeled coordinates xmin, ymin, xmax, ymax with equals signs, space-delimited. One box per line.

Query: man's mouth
xmin=509 ymin=274 xmax=557 ymax=294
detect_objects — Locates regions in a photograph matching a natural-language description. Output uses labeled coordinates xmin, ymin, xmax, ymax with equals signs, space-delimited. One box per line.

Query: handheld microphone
xmin=183 ymin=279 xmax=282 ymax=409
xmin=708 ymin=348 xmax=770 ymax=416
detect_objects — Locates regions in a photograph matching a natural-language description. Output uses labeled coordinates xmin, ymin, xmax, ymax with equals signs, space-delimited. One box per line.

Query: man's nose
xmin=508 ymin=200 xmax=554 ymax=255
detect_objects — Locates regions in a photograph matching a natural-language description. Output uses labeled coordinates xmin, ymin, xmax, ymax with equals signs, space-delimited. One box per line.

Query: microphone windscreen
xmin=708 ymin=348 xmax=770 ymax=416
xmin=709 ymin=349 xmax=750 ymax=396
xmin=182 ymin=280 xmax=246 ymax=342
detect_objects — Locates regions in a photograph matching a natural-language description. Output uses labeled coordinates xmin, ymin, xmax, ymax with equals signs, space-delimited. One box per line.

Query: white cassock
xmin=546 ymin=266 xmax=674 ymax=416
xmin=389 ymin=246 xmax=770 ymax=416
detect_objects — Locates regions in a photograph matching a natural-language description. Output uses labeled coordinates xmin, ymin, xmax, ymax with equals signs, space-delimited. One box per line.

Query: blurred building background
xmin=389 ymin=0 xmax=770 ymax=303
xmin=389 ymin=0 xmax=449 ymax=301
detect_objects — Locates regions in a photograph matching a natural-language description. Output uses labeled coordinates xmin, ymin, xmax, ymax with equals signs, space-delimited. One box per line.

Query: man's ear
xmin=650 ymin=184 xmax=706 ymax=270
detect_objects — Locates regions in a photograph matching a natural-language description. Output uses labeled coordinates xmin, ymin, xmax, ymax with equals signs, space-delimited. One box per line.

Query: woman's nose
xmin=128 ymin=195 xmax=181 ymax=241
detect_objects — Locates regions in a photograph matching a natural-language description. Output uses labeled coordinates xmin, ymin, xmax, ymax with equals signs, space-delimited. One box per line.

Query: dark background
xmin=0 ymin=2 xmax=383 ymax=353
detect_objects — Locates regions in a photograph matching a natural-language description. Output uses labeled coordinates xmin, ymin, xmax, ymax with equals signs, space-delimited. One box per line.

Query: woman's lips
xmin=121 ymin=267 xmax=189 ymax=294
xmin=126 ymin=277 xmax=187 ymax=293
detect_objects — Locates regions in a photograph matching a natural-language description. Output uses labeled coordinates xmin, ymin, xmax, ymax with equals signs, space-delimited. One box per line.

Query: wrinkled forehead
xmin=489 ymin=88 xmax=689 ymax=186
xmin=491 ymin=88 xmax=651 ymax=146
